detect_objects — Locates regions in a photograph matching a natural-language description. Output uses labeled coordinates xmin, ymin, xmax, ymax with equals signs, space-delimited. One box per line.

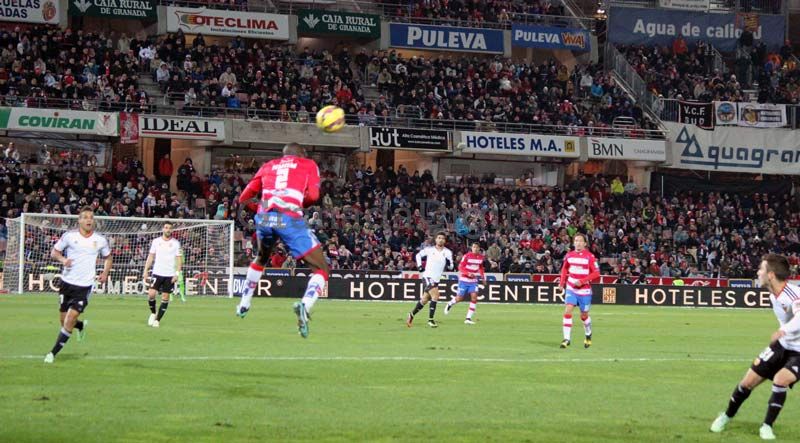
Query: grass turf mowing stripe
xmin=1 ymin=354 xmax=750 ymax=363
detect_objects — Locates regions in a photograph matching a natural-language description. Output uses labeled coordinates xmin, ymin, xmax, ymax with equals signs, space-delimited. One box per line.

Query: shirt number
xmin=275 ymin=168 xmax=290 ymax=190
xmin=759 ymin=346 xmax=775 ymax=362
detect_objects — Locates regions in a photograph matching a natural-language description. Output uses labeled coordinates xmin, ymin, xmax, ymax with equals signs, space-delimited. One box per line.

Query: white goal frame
xmin=3 ymin=213 xmax=235 ymax=296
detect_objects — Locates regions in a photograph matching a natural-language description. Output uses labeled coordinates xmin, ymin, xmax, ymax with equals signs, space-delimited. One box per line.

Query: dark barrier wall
xmin=240 ymin=277 xmax=774 ymax=309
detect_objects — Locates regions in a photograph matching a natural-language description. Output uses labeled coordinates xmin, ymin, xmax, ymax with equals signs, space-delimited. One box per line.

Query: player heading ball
xmin=235 ymin=143 xmax=329 ymax=338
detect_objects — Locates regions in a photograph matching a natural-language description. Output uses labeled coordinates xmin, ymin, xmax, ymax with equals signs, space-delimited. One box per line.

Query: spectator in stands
xmin=158 ymin=154 xmax=173 ymax=185
xmin=155 ymin=63 xmax=170 ymax=93
xmin=139 ymin=43 xmax=155 ymax=72
xmin=176 ymin=158 xmax=194 ymax=193
xmin=672 ymin=35 xmax=688 ymax=57
xmin=3 ymin=143 xmax=19 ymax=163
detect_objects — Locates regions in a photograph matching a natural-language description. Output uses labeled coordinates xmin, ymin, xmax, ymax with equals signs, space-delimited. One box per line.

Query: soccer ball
xmin=316 ymin=105 xmax=345 ymax=133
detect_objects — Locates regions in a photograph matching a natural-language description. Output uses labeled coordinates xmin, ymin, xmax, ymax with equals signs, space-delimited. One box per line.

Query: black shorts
xmin=751 ymin=341 xmax=800 ymax=387
xmin=423 ymin=277 xmax=438 ymax=293
xmin=150 ymin=275 xmax=175 ymax=294
xmin=59 ymin=282 xmax=92 ymax=313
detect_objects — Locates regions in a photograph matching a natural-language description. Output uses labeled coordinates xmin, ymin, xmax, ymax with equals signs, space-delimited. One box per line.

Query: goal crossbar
xmin=3 ymin=213 xmax=236 ymax=297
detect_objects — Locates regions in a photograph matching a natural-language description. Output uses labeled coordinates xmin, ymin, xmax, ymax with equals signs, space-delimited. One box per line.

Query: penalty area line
xmin=1 ymin=355 xmax=749 ymax=363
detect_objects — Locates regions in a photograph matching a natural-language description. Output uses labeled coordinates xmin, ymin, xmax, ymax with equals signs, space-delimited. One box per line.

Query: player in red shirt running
xmin=445 ymin=242 xmax=485 ymax=324
xmin=559 ymin=233 xmax=600 ymax=348
xmin=236 ymin=143 xmax=330 ymax=338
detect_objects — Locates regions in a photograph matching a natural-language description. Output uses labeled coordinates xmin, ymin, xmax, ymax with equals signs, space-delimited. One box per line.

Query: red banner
xmin=119 ymin=112 xmax=140 ymax=144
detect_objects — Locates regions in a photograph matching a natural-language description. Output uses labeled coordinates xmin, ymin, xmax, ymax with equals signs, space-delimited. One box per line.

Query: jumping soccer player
xmin=142 ymin=222 xmax=183 ymax=328
xmin=45 ymin=206 xmax=112 ymax=363
xmin=559 ymin=233 xmax=599 ymax=349
xmin=236 ymin=143 xmax=329 ymax=338
xmin=445 ymin=242 xmax=485 ymax=324
xmin=407 ymin=232 xmax=453 ymax=328
xmin=710 ymin=254 xmax=800 ymax=440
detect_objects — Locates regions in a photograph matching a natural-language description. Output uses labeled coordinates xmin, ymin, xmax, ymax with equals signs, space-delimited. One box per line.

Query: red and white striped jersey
xmin=458 ymin=252 xmax=485 ymax=283
xmin=559 ymin=249 xmax=600 ymax=296
xmin=238 ymin=155 xmax=321 ymax=218
xmin=772 ymin=282 xmax=800 ymax=352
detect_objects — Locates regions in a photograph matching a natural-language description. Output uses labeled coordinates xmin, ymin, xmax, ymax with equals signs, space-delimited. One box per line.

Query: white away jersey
xmin=416 ymin=246 xmax=453 ymax=281
xmin=148 ymin=237 xmax=182 ymax=277
xmin=54 ymin=231 xmax=111 ymax=287
xmin=771 ymin=283 xmax=800 ymax=352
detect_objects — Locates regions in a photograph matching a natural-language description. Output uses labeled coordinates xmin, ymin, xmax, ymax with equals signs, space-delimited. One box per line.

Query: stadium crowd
xmin=369 ymin=52 xmax=658 ymax=131
xmin=618 ymin=36 xmax=800 ymax=104
xmin=0 ymin=24 xmax=657 ymax=131
xmin=381 ymin=0 xmax=568 ymax=26
xmin=0 ymin=26 xmax=151 ymax=112
xmin=1 ymin=149 xmax=798 ymax=279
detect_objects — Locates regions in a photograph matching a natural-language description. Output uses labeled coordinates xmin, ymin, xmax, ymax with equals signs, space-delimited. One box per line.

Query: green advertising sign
xmin=297 ymin=9 xmax=380 ymax=39
xmin=68 ymin=0 xmax=156 ymax=19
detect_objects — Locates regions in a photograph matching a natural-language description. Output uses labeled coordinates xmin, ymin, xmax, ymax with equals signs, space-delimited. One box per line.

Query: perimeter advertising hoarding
xmin=608 ymin=7 xmax=785 ymax=51
xmin=245 ymin=278 xmax=771 ymax=308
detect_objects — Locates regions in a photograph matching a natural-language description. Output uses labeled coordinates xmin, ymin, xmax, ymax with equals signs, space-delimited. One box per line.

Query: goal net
xmin=2 ymin=214 xmax=235 ymax=296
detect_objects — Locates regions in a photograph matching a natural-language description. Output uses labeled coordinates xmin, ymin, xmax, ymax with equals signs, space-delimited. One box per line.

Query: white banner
xmin=587 ymin=137 xmax=666 ymax=161
xmin=0 ymin=107 xmax=117 ymax=136
xmin=166 ymin=7 xmax=289 ymax=40
xmin=459 ymin=131 xmax=579 ymax=158
xmin=665 ymin=122 xmax=800 ymax=175
xmin=713 ymin=101 xmax=737 ymax=126
xmin=658 ymin=0 xmax=709 ymax=10
xmin=139 ymin=115 xmax=225 ymax=141
xmin=0 ymin=0 xmax=60 ymax=24
xmin=737 ymin=102 xmax=786 ymax=128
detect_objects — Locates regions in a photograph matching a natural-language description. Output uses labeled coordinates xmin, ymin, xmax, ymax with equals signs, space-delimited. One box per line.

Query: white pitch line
xmin=1 ymin=355 xmax=749 ymax=363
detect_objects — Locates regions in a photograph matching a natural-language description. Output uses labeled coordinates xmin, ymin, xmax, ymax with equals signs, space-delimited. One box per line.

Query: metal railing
xmin=604 ymin=44 xmax=660 ymax=112
xmin=0 ymin=95 xmax=667 ymax=139
xmin=158 ymin=0 xmax=255 ymax=11
xmin=157 ymin=0 xmax=597 ymax=30
xmin=712 ymin=45 xmax=729 ymax=74
xmin=655 ymin=98 xmax=680 ymax=123
xmin=657 ymin=98 xmax=800 ymax=129
xmin=377 ymin=12 xmax=594 ymax=30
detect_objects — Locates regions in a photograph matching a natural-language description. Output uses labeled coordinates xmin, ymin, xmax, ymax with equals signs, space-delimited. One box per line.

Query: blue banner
xmin=608 ymin=7 xmax=785 ymax=52
xmin=511 ymin=24 xmax=591 ymax=52
xmin=389 ymin=23 xmax=504 ymax=53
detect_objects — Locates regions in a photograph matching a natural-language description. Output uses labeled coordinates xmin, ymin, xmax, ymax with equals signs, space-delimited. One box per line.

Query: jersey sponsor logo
xmin=567 ymin=257 xmax=589 ymax=265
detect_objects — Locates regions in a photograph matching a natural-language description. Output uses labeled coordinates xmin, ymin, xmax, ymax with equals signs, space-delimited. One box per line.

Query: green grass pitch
xmin=1 ymin=294 xmax=798 ymax=442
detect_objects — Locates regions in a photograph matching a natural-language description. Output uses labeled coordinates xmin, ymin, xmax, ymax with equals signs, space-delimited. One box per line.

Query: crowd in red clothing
xmin=619 ymin=35 xmax=800 ymax=105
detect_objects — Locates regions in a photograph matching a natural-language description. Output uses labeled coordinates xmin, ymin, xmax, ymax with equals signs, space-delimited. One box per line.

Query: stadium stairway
xmin=361 ymin=83 xmax=381 ymax=103
xmin=137 ymin=76 xmax=167 ymax=108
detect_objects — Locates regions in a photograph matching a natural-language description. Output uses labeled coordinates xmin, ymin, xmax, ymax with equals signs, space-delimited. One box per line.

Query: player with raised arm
xmin=235 ymin=143 xmax=329 ymax=338
xmin=142 ymin=222 xmax=183 ymax=328
xmin=407 ymin=232 xmax=453 ymax=328
xmin=44 ymin=206 xmax=112 ymax=363
xmin=559 ymin=233 xmax=600 ymax=349
xmin=445 ymin=242 xmax=485 ymax=325
xmin=710 ymin=254 xmax=800 ymax=440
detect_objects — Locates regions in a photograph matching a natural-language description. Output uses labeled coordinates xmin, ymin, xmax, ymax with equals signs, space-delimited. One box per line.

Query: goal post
xmin=2 ymin=213 xmax=235 ymax=297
